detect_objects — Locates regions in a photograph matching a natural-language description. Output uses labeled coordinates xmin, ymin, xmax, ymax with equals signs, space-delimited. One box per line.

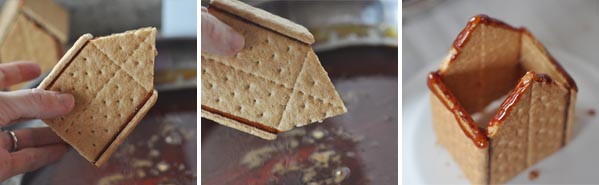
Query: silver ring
xmin=7 ymin=131 xmax=17 ymax=152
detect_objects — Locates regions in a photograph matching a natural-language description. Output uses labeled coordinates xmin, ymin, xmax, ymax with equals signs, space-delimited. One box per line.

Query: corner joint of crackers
xmin=428 ymin=14 xmax=577 ymax=184
xmin=201 ymin=0 xmax=347 ymax=140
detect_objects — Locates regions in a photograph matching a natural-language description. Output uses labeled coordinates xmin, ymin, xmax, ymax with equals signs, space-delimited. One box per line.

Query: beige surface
xmin=209 ymin=0 xmax=314 ymax=44
xmin=201 ymin=8 xmax=346 ymax=139
xmin=39 ymin=28 xmax=157 ymax=166
xmin=21 ymin=0 xmax=69 ymax=43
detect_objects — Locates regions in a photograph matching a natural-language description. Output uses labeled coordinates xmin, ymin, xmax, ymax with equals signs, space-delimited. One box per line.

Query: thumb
xmin=0 ymin=89 xmax=75 ymax=126
xmin=201 ymin=7 xmax=245 ymax=56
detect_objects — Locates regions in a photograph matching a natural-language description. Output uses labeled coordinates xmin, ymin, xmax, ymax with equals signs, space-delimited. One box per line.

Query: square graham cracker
xmin=201 ymin=0 xmax=346 ymax=140
xmin=38 ymin=27 xmax=158 ymax=166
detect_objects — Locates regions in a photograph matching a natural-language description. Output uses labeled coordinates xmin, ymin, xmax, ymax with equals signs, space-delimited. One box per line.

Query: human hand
xmin=201 ymin=7 xmax=245 ymax=55
xmin=0 ymin=61 xmax=75 ymax=181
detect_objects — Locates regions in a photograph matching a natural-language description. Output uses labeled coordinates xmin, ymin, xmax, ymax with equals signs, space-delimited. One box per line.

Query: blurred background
xmin=2 ymin=0 xmax=197 ymax=184
xmin=201 ymin=0 xmax=398 ymax=185
xmin=403 ymin=0 xmax=599 ymax=84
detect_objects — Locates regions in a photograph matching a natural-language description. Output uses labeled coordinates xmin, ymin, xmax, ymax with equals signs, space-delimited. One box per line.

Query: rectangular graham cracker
xmin=519 ymin=30 xmax=578 ymax=144
xmin=430 ymin=93 xmax=489 ymax=184
xmin=201 ymin=0 xmax=346 ymax=139
xmin=488 ymin=73 xmax=533 ymax=184
xmin=38 ymin=27 xmax=158 ymax=166
xmin=527 ymin=78 xmax=568 ymax=166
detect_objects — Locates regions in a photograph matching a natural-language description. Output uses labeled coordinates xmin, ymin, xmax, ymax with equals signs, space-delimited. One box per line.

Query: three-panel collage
xmin=0 ymin=0 xmax=598 ymax=185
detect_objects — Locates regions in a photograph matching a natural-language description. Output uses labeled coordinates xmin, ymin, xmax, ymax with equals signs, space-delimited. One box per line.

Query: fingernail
xmin=57 ymin=93 xmax=75 ymax=110
xmin=228 ymin=30 xmax=245 ymax=54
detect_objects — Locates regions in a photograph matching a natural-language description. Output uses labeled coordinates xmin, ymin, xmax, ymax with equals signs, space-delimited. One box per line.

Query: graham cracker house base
xmin=428 ymin=15 xmax=577 ymax=184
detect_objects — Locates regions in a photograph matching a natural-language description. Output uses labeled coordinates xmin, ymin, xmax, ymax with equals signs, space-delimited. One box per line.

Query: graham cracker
xmin=430 ymin=93 xmax=488 ymax=184
xmin=520 ymin=30 xmax=578 ymax=144
xmin=201 ymin=2 xmax=346 ymax=139
xmin=439 ymin=20 xmax=523 ymax=114
xmin=429 ymin=15 xmax=578 ymax=184
xmin=488 ymin=73 xmax=533 ymax=184
xmin=527 ymin=77 xmax=568 ymax=166
xmin=38 ymin=27 xmax=158 ymax=166
xmin=209 ymin=0 xmax=314 ymax=44
xmin=20 ymin=0 xmax=69 ymax=43
xmin=0 ymin=0 xmax=67 ymax=90
xmin=201 ymin=109 xmax=275 ymax=140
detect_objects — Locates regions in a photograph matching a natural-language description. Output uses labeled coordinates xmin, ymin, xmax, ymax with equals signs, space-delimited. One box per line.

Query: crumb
xmin=240 ymin=147 xmax=276 ymax=168
xmin=150 ymin=169 xmax=160 ymax=176
xmin=588 ymin=109 xmax=596 ymax=116
xmin=333 ymin=167 xmax=350 ymax=183
xmin=156 ymin=161 xmax=170 ymax=172
xmin=178 ymin=163 xmax=185 ymax=171
xmin=311 ymin=130 xmax=325 ymax=140
xmin=131 ymin=159 xmax=153 ymax=168
xmin=149 ymin=149 xmax=160 ymax=158
xmin=97 ymin=174 xmax=125 ymax=185
xmin=345 ymin=152 xmax=355 ymax=157
xmin=136 ymin=170 xmax=146 ymax=178
xmin=528 ymin=170 xmax=540 ymax=181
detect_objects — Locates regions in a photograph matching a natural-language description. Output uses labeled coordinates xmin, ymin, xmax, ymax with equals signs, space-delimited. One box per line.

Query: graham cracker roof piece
xmin=38 ymin=27 xmax=158 ymax=167
xmin=202 ymin=0 xmax=346 ymax=140
xmin=428 ymin=14 xmax=577 ymax=184
xmin=209 ymin=0 xmax=314 ymax=44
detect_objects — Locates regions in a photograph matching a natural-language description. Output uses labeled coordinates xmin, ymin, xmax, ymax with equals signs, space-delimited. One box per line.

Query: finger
xmin=0 ymin=131 xmax=11 ymax=151
xmin=0 ymin=61 xmax=41 ymax=88
xmin=0 ymin=89 xmax=75 ymax=126
xmin=14 ymin=127 xmax=64 ymax=149
xmin=201 ymin=7 xmax=245 ymax=56
xmin=5 ymin=144 xmax=67 ymax=178
xmin=0 ymin=149 xmax=11 ymax=181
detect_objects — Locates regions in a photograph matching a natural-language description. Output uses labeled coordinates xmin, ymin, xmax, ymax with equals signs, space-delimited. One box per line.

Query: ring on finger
xmin=6 ymin=130 xmax=18 ymax=152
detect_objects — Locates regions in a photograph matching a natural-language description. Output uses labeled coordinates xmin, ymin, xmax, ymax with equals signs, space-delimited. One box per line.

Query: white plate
xmin=402 ymin=50 xmax=599 ymax=184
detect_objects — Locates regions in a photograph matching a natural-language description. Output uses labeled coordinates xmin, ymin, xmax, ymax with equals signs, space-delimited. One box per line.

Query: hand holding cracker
xmin=0 ymin=61 xmax=74 ymax=181
xmin=39 ymin=27 xmax=158 ymax=167
xmin=201 ymin=0 xmax=347 ymax=139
